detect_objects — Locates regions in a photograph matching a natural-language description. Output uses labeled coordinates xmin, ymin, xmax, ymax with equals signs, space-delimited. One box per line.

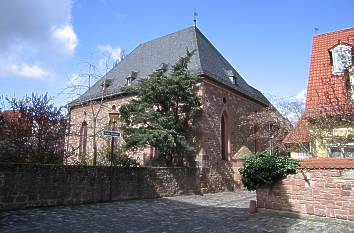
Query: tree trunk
xmin=93 ymin=116 xmax=97 ymax=166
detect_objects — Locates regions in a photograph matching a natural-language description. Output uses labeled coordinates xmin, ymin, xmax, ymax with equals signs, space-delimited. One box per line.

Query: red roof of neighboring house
xmin=283 ymin=116 xmax=309 ymax=144
xmin=0 ymin=110 xmax=33 ymax=130
xmin=305 ymin=28 xmax=354 ymax=113
xmin=285 ymin=28 xmax=354 ymax=144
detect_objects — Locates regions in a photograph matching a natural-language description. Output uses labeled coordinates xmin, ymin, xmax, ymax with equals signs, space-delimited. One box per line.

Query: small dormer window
xmin=330 ymin=44 xmax=352 ymax=75
xmin=127 ymin=77 xmax=133 ymax=86
xmin=157 ymin=63 xmax=168 ymax=72
xmin=227 ymin=70 xmax=237 ymax=85
xmin=101 ymin=79 xmax=112 ymax=88
xmin=232 ymin=76 xmax=237 ymax=85
xmin=126 ymin=71 xmax=138 ymax=86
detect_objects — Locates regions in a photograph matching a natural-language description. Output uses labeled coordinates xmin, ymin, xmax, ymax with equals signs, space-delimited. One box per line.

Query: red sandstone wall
xmin=67 ymin=96 xmax=151 ymax=165
xmin=67 ymin=78 xmax=267 ymax=193
xmin=0 ymin=164 xmax=200 ymax=211
xmin=199 ymin=79 xmax=267 ymax=192
xmin=257 ymin=158 xmax=354 ymax=221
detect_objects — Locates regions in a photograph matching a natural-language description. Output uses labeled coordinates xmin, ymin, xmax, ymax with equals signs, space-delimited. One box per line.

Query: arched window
xmin=254 ymin=124 xmax=258 ymax=153
xmin=79 ymin=121 xmax=88 ymax=155
xmin=253 ymin=111 xmax=258 ymax=153
xmin=221 ymin=112 xmax=228 ymax=160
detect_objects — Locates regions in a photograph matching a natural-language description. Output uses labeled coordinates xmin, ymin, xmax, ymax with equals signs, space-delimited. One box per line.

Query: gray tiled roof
xmin=69 ymin=26 xmax=269 ymax=106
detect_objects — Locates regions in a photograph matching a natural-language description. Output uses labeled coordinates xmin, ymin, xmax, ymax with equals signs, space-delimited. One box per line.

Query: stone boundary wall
xmin=200 ymin=159 xmax=245 ymax=193
xmin=257 ymin=158 xmax=354 ymax=221
xmin=0 ymin=163 xmax=200 ymax=211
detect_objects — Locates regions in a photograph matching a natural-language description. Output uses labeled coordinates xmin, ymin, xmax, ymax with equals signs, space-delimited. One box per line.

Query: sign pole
xmin=109 ymin=135 xmax=114 ymax=201
xmin=110 ymin=136 xmax=114 ymax=167
xmin=103 ymin=127 xmax=121 ymax=201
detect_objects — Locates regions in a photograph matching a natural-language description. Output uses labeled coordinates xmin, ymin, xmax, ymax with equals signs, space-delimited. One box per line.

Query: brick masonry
xmin=198 ymin=78 xmax=267 ymax=192
xmin=68 ymin=78 xmax=267 ymax=192
xmin=67 ymin=95 xmax=151 ymax=165
xmin=0 ymin=163 xmax=200 ymax=211
xmin=257 ymin=158 xmax=354 ymax=221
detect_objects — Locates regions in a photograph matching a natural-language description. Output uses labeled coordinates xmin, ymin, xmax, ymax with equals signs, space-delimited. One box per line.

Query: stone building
xmin=67 ymin=26 xmax=270 ymax=191
xmin=284 ymin=28 xmax=354 ymax=158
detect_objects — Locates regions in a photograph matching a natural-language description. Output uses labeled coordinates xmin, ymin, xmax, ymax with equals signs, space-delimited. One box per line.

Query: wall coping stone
xmin=299 ymin=158 xmax=354 ymax=169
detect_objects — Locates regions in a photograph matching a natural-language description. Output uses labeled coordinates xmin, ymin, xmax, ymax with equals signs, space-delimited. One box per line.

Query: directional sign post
xmin=103 ymin=130 xmax=121 ymax=138
xmin=103 ymin=129 xmax=121 ymax=201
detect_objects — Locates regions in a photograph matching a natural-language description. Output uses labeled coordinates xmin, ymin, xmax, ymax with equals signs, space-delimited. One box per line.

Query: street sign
xmin=103 ymin=130 xmax=121 ymax=138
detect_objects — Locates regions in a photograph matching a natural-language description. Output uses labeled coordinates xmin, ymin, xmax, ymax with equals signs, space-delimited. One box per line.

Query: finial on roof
xmin=314 ymin=27 xmax=319 ymax=34
xmin=193 ymin=10 xmax=198 ymax=27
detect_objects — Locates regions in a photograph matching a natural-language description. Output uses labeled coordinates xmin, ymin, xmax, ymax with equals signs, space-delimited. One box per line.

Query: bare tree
xmin=239 ymin=104 xmax=292 ymax=155
xmin=60 ymin=52 xmax=125 ymax=165
xmin=60 ymin=63 xmax=104 ymax=165
xmin=240 ymin=69 xmax=354 ymax=158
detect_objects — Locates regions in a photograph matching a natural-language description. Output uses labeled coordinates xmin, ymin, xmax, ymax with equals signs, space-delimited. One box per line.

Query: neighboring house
xmin=0 ymin=110 xmax=32 ymax=131
xmin=0 ymin=110 xmax=21 ymax=122
xmin=284 ymin=28 xmax=354 ymax=158
xmin=67 ymin=26 xmax=271 ymax=191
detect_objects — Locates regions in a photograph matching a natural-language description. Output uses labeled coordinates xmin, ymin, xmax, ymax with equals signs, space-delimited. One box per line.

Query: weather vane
xmin=193 ymin=10 xmax=198 ymax=27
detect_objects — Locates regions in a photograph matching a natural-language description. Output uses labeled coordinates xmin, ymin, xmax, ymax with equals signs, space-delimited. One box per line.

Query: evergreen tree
xmin=119 ymin=50 xmax=201 ymax=166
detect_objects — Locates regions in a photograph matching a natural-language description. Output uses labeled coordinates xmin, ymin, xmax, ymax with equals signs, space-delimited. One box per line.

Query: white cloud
xmin=52 ymin=24 xmax=78 ymax=55
xmin=10 ymin=63 xmax=49 ymax=79
xmin=266 ymin=89 xmax=306 ymax=125
xmin=96 ymin=44 xmax=125 ymax=72
xmin=0 ymin=55 xmax=51 ymax=80
xmin=98 ymin=45 xmax=124 ymax=62
xmin=0 ymin=0 xmax=77 ymax=79
xmin=295 ymin=89 xmax=307 ymax=103
xmin=68 ymin=73 xmax=83 ymax=86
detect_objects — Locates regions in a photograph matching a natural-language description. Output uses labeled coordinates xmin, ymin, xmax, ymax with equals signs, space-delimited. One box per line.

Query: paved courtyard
xmin=0 ymin=191 xmax=353 ymax=233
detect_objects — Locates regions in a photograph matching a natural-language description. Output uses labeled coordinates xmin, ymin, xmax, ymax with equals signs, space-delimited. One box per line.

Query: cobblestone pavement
xmin=1 ymin=191 xmax=353 ymax=233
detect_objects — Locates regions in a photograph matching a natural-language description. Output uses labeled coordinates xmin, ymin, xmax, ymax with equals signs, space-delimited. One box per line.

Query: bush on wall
xmin=239 ymin=151 xmax=299 ymax=191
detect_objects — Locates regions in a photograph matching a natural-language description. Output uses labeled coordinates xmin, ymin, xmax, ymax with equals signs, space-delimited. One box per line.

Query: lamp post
xmin=108 ymin=105 xmax=119 ymax=201
xmin=108 ymin=106 xmax=119 ymax=166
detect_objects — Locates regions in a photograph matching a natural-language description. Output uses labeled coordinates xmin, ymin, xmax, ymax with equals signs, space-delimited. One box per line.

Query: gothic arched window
xmin=221 ymin=112 xmax=228 ymax=160
xmin=79 ymin=121 xmax=88 ymax=155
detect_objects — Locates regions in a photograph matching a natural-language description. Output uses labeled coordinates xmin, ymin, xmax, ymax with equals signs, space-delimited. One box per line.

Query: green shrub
xmin=239 ymin=151 xmax=299 ymax=191
xmin=97 ymin=146 xmax=140 ymax=167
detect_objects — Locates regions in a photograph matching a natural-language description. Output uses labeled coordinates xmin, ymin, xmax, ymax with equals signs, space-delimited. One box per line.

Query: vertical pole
xmin=269 ymin=121 xmax=272 ymax=156
xmin=111 ymin=136 xmax=114 ymax=167
xmin=109 ymin=136 xmax=113 ymax=201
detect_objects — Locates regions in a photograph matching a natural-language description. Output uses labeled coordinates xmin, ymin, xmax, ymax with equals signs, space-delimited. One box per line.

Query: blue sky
xmin=0 ymin=0 xmax=353 ymax=107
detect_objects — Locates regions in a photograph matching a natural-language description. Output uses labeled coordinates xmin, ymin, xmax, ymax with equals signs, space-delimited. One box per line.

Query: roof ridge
xmin=194 ymin=27 xmax=242 ymax=79
xmin=191 ymin=27 xmax=203 ymax=74
xmin=314 ymin=27 xmax=354 ymax=38
xmin=138 ymin=26 xmax=195 ymax=47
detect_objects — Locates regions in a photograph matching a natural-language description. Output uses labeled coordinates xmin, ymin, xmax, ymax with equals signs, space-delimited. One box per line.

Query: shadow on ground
xmin=1 ymin=192 xmax=352 ymax=233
